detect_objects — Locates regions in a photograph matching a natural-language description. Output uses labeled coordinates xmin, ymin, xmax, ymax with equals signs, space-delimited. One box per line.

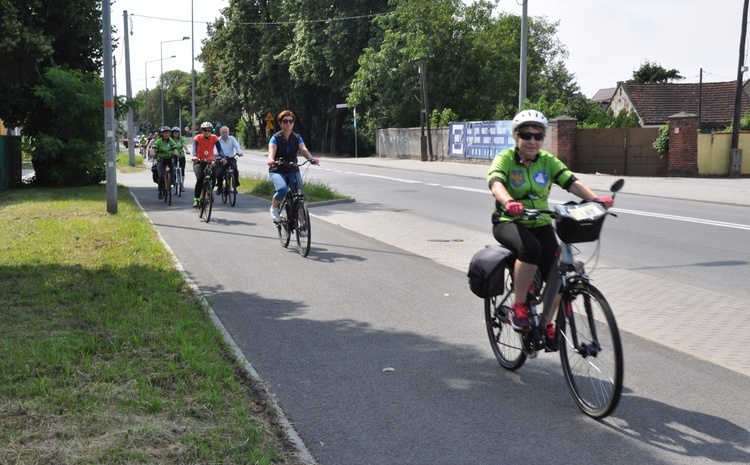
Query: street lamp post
xmin=145 ymin=56 xmax=174 ymax=133
xmin=160 ymin=36 xmax=189 ymax=126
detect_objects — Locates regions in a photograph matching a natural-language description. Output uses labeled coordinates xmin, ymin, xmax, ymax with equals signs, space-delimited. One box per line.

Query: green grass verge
xmin=115 ymin=152 xmax=147 ymax=174
xmin=0 ymin=186 xmax=300 ymax=464
xmin=238 ymin=173 xmax=347 ymax=203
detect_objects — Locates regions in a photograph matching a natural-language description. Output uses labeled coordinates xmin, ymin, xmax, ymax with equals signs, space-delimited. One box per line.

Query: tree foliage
xmin=28 ymin=68 xmax=105 ymax=186
xmin=0 ymin=0 xmax=102 ymax=129
xmin=0 ymin=0 xmax=104 ymax=186
xmin=628 ymin=60 xmax=684 ymax=84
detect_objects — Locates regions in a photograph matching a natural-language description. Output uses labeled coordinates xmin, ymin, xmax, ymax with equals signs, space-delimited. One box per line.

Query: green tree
xmin=628 ymin=60 xmax=684 ymax=84
xmin=350 ymin=0 xmax=579 ymax=142
xmin=0 ymin=0 xmax=102 ymax=129
xmin=28 ymin=68 xmax=105 ymax=186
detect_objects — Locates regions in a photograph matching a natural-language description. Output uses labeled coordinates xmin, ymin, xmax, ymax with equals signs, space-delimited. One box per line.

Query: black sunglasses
xmin=518 ymin=131 xmax=545 ymax=141
xmin=281 ymin=119 xmax=294 ymax=124
xmin=201 ymin=128 xmax=212 ymax=132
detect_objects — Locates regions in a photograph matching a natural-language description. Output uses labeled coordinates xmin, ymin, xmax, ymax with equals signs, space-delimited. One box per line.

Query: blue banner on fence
xmin=448 ymin=121 xmax=514 ymax=160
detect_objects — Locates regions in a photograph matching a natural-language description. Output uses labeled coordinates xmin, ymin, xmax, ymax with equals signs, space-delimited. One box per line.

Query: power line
xmin=129 ymin=12 xmax=385 ymax=28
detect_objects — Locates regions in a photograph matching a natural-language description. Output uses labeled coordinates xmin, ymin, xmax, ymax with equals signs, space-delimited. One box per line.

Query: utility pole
xmin=729 ymin=0 xmax=748 ymax=178
xmin=518 ymin=0 xmax=528 ymax=110
xmin=102 ymin=1 xmax=117 ymax=213
xmin=418 ymin=58 xmax=433 ymax=161
xmin=124 ymin=10 xmax=136 ymax=167
xmin=191 ymin=0 xmax=196 ymax=138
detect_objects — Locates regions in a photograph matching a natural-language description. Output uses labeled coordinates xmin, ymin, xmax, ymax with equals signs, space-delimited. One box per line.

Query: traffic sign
xmin=265 ymin=121 xmax=275 ymax=130
xmin=265 ymin=112 xmax=274 ymax=122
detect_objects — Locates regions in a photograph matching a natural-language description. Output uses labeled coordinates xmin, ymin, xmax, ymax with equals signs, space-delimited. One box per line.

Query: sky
xmin=112 ymin=0 xmax=748 ymax=100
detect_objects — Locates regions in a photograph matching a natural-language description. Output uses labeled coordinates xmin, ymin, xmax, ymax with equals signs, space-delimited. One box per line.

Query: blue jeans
xmin=269 ymin=171 xmax=303 ymax=201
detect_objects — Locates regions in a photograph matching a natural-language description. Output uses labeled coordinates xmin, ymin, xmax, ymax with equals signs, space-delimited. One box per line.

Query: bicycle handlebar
xmin=272 ymin=158 xmax=317 ymax=167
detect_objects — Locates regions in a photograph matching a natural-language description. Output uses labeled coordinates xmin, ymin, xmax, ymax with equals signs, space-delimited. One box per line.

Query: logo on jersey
xmin=509 ymin=170 xmax=525 ymax=188
xmin=533 ymin=170 xmax=549 ymax=186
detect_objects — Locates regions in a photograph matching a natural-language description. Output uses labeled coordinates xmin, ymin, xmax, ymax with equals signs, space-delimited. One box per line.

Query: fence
xmin=0 ymin=135 xmax=22 ymax=193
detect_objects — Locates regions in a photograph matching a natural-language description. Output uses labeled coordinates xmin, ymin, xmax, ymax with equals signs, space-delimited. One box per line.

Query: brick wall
xmin=667 ymin=112 xmax=699 ymax=177
xmin=549 ymin=116 xmax=577 ymax=168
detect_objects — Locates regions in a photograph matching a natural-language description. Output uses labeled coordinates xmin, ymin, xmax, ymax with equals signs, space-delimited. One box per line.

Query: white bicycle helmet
xmin=200 ymin=121 xmax=213 ymax=130
xmin=511 ymin=110 xmax=549 ymax=133
xmin=171 ymin=126 xmax=180 ymax=132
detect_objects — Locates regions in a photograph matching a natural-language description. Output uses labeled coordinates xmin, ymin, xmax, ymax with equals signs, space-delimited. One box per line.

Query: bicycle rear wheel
xmin=295 ymin=199 xmax=311 ymax=257
xmin=484 ymin=272 xmax=526 ymax=370
xmin=558 ymin=282 xmax=623 ymax=419
xmin=277 ymin=198 xmax=291 ymax=248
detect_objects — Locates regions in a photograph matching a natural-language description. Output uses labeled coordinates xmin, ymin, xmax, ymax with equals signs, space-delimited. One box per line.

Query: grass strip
xmin=0 ymin=185 xmax=302 ymax=464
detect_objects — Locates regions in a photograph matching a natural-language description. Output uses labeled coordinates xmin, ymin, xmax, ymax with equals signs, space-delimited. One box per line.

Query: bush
xmin=653 ymin=122 xmax=669 ymax=157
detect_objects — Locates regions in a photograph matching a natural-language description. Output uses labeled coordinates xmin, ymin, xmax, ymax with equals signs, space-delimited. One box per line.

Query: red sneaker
xmin=509 ymin=302 xmax=530 ymax=330
xmin=544 ymin=323 xmax=558 ymax=352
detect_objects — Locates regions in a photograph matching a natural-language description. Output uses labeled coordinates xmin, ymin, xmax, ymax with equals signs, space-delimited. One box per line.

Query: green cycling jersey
xmin=487 ymin=147 xmax=577 ymax=227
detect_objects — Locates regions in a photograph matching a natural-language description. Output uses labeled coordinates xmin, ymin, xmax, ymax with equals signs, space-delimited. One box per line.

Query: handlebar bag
xmin=554 ymin=202 xmax=607 ymax=243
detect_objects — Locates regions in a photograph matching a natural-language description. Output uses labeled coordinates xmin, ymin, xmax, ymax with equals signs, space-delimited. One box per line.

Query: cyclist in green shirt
xmin=487 ymin=110 xmax=613 ymax=351
xmin=152 ymin=126 xmax=178 ymax=199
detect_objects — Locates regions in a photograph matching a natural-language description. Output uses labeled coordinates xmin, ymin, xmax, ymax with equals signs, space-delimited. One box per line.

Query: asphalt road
xmin=120 ymin=162 xmax=750 ymax=465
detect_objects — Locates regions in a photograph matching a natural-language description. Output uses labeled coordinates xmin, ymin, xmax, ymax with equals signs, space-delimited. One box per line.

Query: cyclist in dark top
xmin=487 ymin=110 xmax=613 ymax=350
xmin=267 ymin=110 xmax=318 ymax=222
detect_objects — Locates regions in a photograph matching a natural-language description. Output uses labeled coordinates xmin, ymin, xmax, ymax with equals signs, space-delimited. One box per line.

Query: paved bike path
xmin=119 ymin=162 xmax=750 ymax=465
xmin=243 ymin=151 xmax=750 ymax=378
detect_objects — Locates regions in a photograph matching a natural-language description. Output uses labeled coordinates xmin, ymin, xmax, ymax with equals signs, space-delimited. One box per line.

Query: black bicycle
xmin=480 ymin=179 xmax=624 ymax=418
xmin=172 ymin=155 xmax=184 ymax=198
xmin=196 ymin=160 xmax=216 ymax=223
xmin=275 ymin=159 xmax=315 ymax=257
xmin=219 ymin=158 xmax=238 ymax=207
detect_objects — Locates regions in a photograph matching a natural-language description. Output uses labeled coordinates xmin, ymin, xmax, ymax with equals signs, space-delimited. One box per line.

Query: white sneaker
xmin=270 ymin=206 xmax=281 ymax=222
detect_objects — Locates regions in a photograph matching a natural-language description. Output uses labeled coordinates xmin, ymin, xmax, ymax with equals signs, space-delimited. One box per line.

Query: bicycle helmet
xmin=159 ymin=126 xmax=171 ymax=133
xmin=200 ymin=121 xmax=213 ymax=130
xmin=511 ymin=110 xmax=548 ymax=133
xmin=171 ymin=126 xmax=180 ymax=132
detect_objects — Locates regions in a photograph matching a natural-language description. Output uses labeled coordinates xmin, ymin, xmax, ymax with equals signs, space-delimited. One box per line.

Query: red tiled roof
xmin=616 ymin=81 xmax=750 ymax=126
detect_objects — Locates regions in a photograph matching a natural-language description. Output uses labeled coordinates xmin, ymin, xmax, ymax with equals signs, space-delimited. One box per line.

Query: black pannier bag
xmin=151 ymin=163 xmax=159 ymax=183
xmin=467 ymin=244 xmax=513 ymax=298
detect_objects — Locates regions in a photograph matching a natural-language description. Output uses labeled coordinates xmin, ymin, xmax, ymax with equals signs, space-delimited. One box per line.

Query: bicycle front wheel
xmin=558 ymin=282 xmax=623 ymax=419
xmin=228 ymin=175 xmax=237 ymax=207
xmin=175 ymin=170 xmax=182 ymax=197
xmin=277 ymin=198 xmax=291 ymax=248
xmin=484 ymin=271 xmax=526 ymax=370
xmin=221 ymin=178 xmax=228 ymax=204
xmin=163 ymin=171 xmax=171 ymax=205
xmin=198 ymin=184 xmax=208 ymax=219
xmin=295 ymin=200 xmax=311 ymax=257
xmin=204 ymin=182 xmax=213 ymax=223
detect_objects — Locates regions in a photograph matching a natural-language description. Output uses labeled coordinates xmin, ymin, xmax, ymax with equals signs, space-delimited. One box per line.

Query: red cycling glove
xmin=593 ymin=196 xmax=614 ymax=209
xmin=504 ymin=200 xmax=525 ymax=216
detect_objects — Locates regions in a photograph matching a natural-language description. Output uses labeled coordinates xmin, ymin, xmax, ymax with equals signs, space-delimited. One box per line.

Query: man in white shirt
xmin=216 ymin=125 xmax=243 ymax=192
